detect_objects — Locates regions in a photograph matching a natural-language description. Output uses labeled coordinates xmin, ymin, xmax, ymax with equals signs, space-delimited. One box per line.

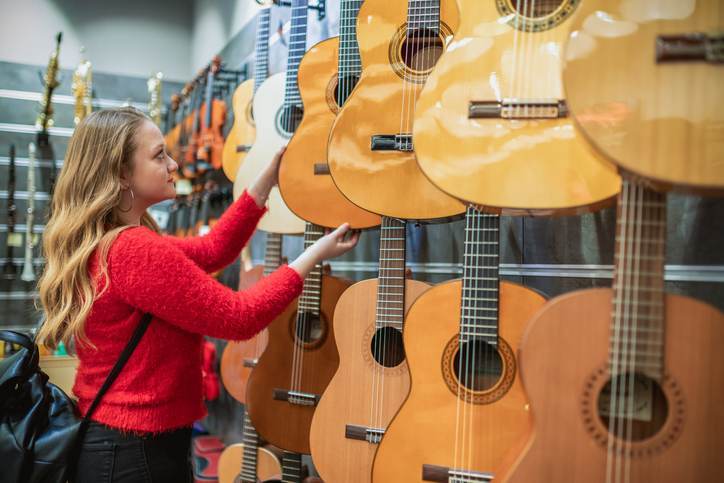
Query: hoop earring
xmin=119 ymin=188 xmax=134 ymax=213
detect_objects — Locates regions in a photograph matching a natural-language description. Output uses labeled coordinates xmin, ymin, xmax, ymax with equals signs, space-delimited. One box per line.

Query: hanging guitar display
xmin=222 ymin=4 xmax=272 ymax=182
xmin=412 ymin=0 xmax=620 ymax=215
xmin=326 ymin=0 xmax=465 ymax=221
xmin=563 ymin=0 xmax=724 ymax=194
xmin=373 ymin=207 xmax=546 ymax=482
xmin=309 ymin=217 xmax=429 ymax=482
xmin=246 ymin=223 xmax=351 ymax=455
xmin=232 ymin=0 xmax=308 ymax=234
xmin=279 ymin=0 xmax=381 ymax=229
xmin=21 ymin=142 xmax=37 ymax=283
xmin=196 ymin=56 xmax=226 ymax=171
xmin=499 ymin=178 xmax=724 ymax=482
xmin=2 ymin=145 xmax=19 ymax=280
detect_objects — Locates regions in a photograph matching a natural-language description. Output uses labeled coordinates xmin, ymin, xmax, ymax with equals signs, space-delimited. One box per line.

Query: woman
xmin=36 ymin=107 xmax=359 ymax=482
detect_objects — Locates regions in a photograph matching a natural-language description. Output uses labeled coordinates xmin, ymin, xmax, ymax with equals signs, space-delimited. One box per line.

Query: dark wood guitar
xmin=246 ymin=223 xmax=352 ymax=455
xmin=499 ymin=178 xmax=724 ymax=482
xmin=197 ymin=56 xmax=226 ymax=170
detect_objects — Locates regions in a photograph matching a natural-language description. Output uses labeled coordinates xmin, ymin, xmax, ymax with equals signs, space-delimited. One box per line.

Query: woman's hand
xmin=248 ymin=146 xmax=286 ymax=208
xmin=290 ymin=223 xmax=360 ymax=278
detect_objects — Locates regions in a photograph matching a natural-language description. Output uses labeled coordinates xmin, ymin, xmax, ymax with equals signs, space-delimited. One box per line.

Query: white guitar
xmin=233 ymin=1 xmax=308 ymax=234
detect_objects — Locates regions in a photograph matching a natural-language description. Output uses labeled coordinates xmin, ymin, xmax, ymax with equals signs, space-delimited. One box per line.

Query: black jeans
xmin=73 ymin=421 xmax=193 ymax=483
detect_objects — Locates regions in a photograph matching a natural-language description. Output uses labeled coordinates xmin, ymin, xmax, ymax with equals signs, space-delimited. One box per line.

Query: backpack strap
xmin=82 ymin=312 xmax=153 ymax=422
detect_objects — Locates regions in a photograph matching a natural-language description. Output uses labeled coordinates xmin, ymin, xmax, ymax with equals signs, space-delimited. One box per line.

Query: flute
xmin=21 ymin=142 xmax=37 ymax=283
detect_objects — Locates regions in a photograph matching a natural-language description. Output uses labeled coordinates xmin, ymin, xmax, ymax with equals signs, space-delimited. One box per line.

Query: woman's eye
xmin=157 ymin=151 xmax=165 ymax=159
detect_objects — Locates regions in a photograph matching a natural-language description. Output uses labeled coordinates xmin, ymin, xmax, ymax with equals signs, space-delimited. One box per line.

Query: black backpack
xmin=0 ymin=313 xmax=151 ymax=483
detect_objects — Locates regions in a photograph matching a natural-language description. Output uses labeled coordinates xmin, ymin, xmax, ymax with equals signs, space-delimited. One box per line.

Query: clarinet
xmin=21 ymin=142 xmax=37 ymax=283
xmin=2 ymin=145 xmax=18 ymax=279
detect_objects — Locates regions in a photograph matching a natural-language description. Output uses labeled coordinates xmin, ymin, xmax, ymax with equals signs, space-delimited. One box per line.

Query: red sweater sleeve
xmin=163 ymin=190 xmax=265 ymax=273
xmin=107 ymin=226 xmax=303 ymax=340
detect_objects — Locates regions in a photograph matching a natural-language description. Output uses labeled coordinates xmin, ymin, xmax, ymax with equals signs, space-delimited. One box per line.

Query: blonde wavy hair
xmin=37 ymin=107 xmax=160 ymax=350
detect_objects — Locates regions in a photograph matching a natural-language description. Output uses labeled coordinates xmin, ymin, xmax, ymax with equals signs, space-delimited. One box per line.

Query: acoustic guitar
xmin=197 ymin=56 xmax=227 ymax=170
xmin=217 ymin=413 xmax=282 ymax=483
xmin=309 ymin=217 xmax=429 ymax=482
xmin=279 ymin=0 xmax=381 ymax=229
xmin=246 ymin=223 xmax=351 ymax=454
xmin=233 ymin=0 xmax=307 ymax=234
xmin=373 ymin=207 xmax=546 ymax=482
xmin=412 ymin=0 xmax=620 ymax=215
xmin=326 ymin=0 xmax=465 ymax=221
xmin=222 ymin=5 xmax=271 ymax=182
xmin=563 ymin=0 xmax=724 ymax=194
xmin=498 ymin=178 xmax=724 ymax=482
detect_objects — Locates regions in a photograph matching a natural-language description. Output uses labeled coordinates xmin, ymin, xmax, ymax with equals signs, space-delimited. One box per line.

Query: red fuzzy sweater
xmin=72 ymin=191 xmax=303 ymax=433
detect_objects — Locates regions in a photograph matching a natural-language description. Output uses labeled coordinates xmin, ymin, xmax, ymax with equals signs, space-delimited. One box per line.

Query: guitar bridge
xmin=656 ymin=33 xmax=724 ymax=63
xmin=422 ymin=464 xmax=493 ymax=483
xmin=345 ymin=424 xmax=385 ymax=444
xmin=236 ymin=144 xmax=252 ymax=153
xmin=242 ymin=358 xmax=258 ymax=368
xmin=370 ymin=134 xmax=413 ymax=152
xmin=468 ymin=99 xmax=568 ymax=119
xmin=272 ymin=388 xmax=320 ymax=406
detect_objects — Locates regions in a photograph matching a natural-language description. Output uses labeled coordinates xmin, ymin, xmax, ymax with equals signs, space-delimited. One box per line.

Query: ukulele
xmin=412 ymin=0 xmax=621 ymax=215
xmin=279 ymin=0 xmax=381 ymax=229
xmin=499 ymin=178 xmax=724 ymax=482
xmin=373 ymin=207 xmax=546 ymax=482
xmin=246 ymin=223 xmax=351 ymax=454
xmin=197 ymin=56 xmax=227 ymax=170
xmin=309 ymin=218 xmax=429 ymax=482
xmin=232 ymin=0 xmax=307 ymax=235
xmin=222 ymin=5 xmax=272 ymax=182
xmin=563 ymin=0 xmax=724 ymax=194
xmin=326 ymin=0 xmax=465 ymax=221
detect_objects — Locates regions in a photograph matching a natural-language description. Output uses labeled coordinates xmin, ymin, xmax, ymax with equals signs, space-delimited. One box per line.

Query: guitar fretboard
xmin=253 ymin=7 xmax=272 ymax=93
xmin=281 ymin=451 xmax=303 ymax=483
xmin=239 ymin=411 xmax=259 ymax=481
xmin=298 ymin=223 xmax=325 ymax=315
xmin=375 ymin=217 xmax=407 ymax=330
xmin=407 ymin=0 xmax=441 ymax=32
xmin=459 ymin=206 xmax=500 ymax=346
xmin=263 ymin=232 xmax=283 ymax=276
xmin=283 ymin=0 xmax=309 ymax=109
xmin=337 ymin=0 xmax=363 ymax=96
xmin=610 ymin=179 xmax=666 ymax=380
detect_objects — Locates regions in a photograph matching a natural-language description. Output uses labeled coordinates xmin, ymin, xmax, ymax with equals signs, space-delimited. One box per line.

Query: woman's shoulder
xmin=108 ymin=225 xmax=170 ymax=258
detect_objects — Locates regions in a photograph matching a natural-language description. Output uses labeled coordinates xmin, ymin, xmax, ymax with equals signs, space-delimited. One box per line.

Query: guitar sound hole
xmin=453 ymin=339 xmax=503 ymax=392
xmin=276 ymin=105 xmax=304 ymax=137
xmin=597 ymin=372 xmax=668 ymax=442
xmin=508 ymin=0 xmax=565 ymax=18
xmin=334 ymin=75 xmax=359 ymax=107
xmin=295 ymin=311 xmax=324 ymax=344
xmin=401 ymin=28 xmax=443 ymax=73
xmin=370 ymin=327 xmax=405 ymax=368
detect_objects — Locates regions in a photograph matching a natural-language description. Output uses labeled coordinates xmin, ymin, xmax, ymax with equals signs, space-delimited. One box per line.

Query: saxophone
xmin=21 ymin=142 xmax=37 ymax=283
xmin=148 ymin=71 xmax=163 ymax=126
xmin=72 ymin=47 xmax=93 ymax=125
xmin=36 ymin=32 xmax=62 ymax=132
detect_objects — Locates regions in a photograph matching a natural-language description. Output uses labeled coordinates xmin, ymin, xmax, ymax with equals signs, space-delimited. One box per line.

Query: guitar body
xmin=327 ymin=0 xmax=465 ymax=221
xmin=221 ymin=265 xmax=268 ymax=404
xmin=217 ymin=444 xmax=281 ymax=483
xmin=413 ymin=0 xmax=620 ymax=215
xmin=500 ymin=288 xmax=724 ymax=482
xmin=222 ymin=79 xmax=256 ymax=182
xmin=563 ymin=0 xmax=724 ymax=194
xmin=280 ymin=37 xmax=381 ymax=229
xmin=309 ymin=278 xmax=430 ymax=482
xmin=246 ymin=274 xmax=352 ymax=454
xmin=373 ymin=279 xmax=545 ymax=482
xmin=234 ymin=72 xmax=305 ymax=234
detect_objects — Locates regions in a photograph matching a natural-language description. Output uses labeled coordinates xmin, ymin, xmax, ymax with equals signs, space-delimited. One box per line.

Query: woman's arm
xmin=110 ymin=227 xmax=303 ymax=340
xmin=163 ymin=190 xmax=265 ymax=273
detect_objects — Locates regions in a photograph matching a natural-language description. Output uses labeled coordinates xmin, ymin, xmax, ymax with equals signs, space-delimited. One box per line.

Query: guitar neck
xmin=459 ymin=206 xmax=500 ymax=346
xmin=610 ymin=178 xmax=666 ymax=380
xmin=239 ymin=411 xmax=260 ymax=481
xmin=280 ymin=451 xmax=303 ymax=483
xmin=204 ymin=69 xmax=214 ymax=127
xmin=283 ymin=0 xmax=309 ymax=108
xmin=263 ymin=232 xmax=284 ymax=276
xmin=297 ymin=223 xmax=325 ymax=315
xmin=337 ymin=0 xmax=363 ymax=90
xmin=407 ymin=0 xmax=441 ymax=32
xmin=375 ymin=217 xmax=407 ymax=330
xmin=253 ymin=7 xmax=272 ymax=93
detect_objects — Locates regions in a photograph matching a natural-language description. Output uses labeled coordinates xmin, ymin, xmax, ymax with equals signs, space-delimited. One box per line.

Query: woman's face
xmin=125 ymin=119 xmax=178 ymax=206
